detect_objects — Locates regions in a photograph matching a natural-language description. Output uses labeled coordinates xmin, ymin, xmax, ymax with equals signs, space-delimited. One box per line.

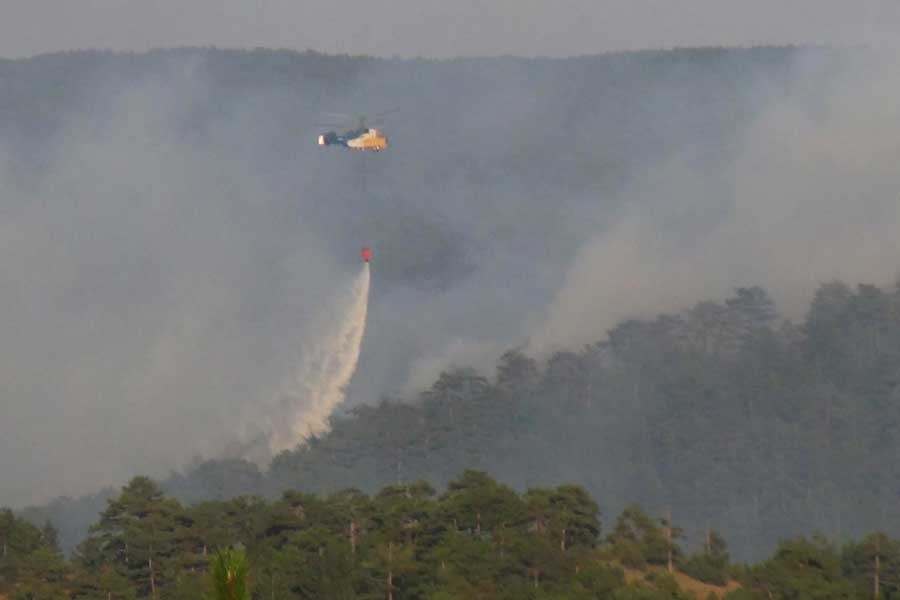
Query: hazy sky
xmin=5 ymin=0 xmax=900 ymax=59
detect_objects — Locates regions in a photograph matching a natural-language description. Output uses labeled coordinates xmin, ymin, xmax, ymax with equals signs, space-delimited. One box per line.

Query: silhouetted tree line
xmin=8 ymin=472 xmax=900 ymax=599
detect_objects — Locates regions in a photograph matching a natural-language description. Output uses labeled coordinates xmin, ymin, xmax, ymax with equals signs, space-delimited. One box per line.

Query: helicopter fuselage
xmin=318 ymin=127 xmax=388 ymax=151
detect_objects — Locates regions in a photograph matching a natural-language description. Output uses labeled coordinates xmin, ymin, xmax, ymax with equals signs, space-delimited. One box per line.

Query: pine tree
xmin=205 ymin=548 xmax=248 ymax=600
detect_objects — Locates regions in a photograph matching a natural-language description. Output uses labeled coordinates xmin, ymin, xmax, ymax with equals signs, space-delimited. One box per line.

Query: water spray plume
xmin=241 ymin=263 xmax=371 ymax=464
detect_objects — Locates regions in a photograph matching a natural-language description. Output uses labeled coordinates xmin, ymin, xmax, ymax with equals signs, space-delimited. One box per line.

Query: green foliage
xmin=76 ymin=477 xmax=194 ymax=597
xmin=0 ymin=509 xmax=67 ymax=597
xmin=681 ymin=554 xmax=728 ymax=585
xmin=1 ymin=474 xmax=692 ymax=599
xmin=440 ymin=470 xmax=525 ymax=534
xmin=682 ymin=554 xmax=728 ymax=586
xmin=683 ymin=531 xmax=730 ymax=585
xmin=222 ymin=278 xmax=900 ymax=563
xmin=206 ymin=548 xmax=248 ymax=600
xmin=5 ymin=45 xmax=893 ymax=563
xmin=742 ymin=536 xmax=858 ymax=599
xmin=841 ymin=532 xmax=900 ymax=600
xmin=11 ymin=472 xmax=900 ymax=599
xmin=608 ymin=505 xmax=675 ymax=568
xmin=524 ymin=484 xmax=600 ymax=550
xmin=34 ymin=276 xmax=900 ymax=561
xmin=643 ymin=571 xmax=692 ymax=599
xmin=574 ymin=562 xmax=626 ymax=596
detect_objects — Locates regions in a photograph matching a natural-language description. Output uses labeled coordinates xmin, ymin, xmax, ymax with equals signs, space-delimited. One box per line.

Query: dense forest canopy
xmin=3 ymin=46 xmax=900 ymax=569
xmin=7 ymin=472 xmax=900 ymax=600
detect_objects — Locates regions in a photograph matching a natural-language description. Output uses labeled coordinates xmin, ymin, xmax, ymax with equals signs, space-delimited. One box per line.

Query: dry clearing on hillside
xmin=622 ymin=564 xmax=741 ymax=599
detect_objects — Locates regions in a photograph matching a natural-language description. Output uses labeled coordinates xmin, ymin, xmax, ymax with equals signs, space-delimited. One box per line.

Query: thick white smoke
xmin=240 ymin=264 xmax=371 ymax=464
xmin=532 ymin=50 xmax=900 ymax=354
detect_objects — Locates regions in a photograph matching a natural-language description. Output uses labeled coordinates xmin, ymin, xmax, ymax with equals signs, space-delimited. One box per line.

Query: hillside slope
xmin=5 ymin=47 xmax=897 ymax=563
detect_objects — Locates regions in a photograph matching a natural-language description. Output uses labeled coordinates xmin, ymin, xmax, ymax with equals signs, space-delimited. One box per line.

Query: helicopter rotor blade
xmin=322 ymin=112 xmax=355 ymax=120
xmin=316 ymin=108 xmax=395 ymax=130
xmin=375 ymin=107 xmax=400 ymax=118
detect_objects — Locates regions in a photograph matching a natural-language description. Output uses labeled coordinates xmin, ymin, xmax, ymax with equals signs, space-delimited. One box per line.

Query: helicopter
xmin=317 ymin=109 xmax=397 ymax=151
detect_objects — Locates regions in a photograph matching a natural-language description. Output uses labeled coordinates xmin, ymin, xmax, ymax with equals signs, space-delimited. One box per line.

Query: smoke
xmin=4 ymin=47 xmax=900 ymax=509
xmin=532 ymin=49 xmax=900 ymax=353
xmin=0 ymin=59 xmax=344 ymax=507
xmin=239 ymin=264 xmax=371 ymax=464
xmin=402 ymin=337 xmax=502 ymax=397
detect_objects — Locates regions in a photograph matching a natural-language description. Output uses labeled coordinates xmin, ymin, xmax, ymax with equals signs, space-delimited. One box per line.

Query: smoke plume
xmin=532 ymin=50 xmax=900 ymax=353
xmin=3 ymin=47 xmax=900 ymax=509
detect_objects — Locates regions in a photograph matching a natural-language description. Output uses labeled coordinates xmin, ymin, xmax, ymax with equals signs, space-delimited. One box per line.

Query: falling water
xmin=240 ymin=264 xmax=371 ymax=464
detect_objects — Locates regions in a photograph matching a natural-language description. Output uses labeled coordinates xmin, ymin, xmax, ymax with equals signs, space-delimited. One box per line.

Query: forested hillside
xmin=6 ymin=473 xmax=900 ymax=599
xmin=5 ymin=46 xmax=898 ymax=565
xmin=184 ymin=279 xmax=900 ymax=559
xmin=25 ymin=279 xmax=900 ymax=561
xmin=2 ymin=45 xmax=820 ymax=509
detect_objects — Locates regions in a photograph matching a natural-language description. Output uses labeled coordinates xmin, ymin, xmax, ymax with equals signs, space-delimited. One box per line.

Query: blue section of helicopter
xmin=319 ymin=128 xmax=368 ymax=147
